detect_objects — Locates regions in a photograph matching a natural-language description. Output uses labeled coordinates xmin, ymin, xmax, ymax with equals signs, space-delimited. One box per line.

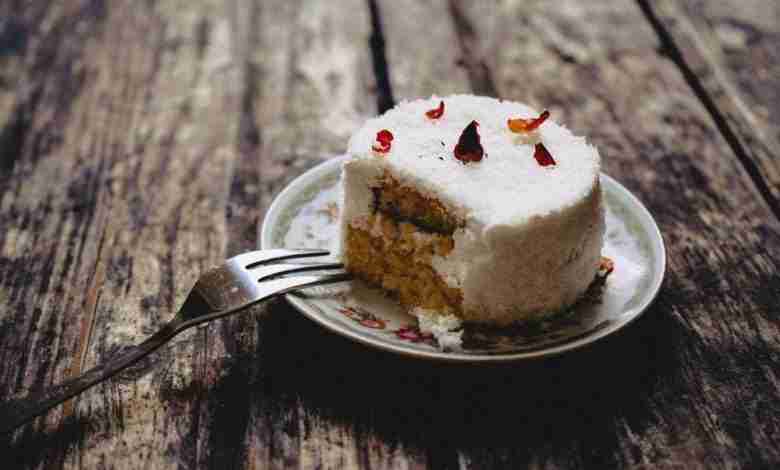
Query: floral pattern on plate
xmin=338 ymin=306 xmax=387 ymax=330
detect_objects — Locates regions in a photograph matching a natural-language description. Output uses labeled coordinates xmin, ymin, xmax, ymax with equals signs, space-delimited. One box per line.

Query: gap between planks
xmin=366 ymin=0 xmax=396 ymax=113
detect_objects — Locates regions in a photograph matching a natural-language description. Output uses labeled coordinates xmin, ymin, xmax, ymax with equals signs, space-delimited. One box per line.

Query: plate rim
xmin=260 ymin=155 xmax=666 ymax=362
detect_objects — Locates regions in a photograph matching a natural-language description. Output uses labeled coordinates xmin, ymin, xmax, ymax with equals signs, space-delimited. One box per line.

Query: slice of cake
xmin=337 ymin=95 xmax=604 ymax=329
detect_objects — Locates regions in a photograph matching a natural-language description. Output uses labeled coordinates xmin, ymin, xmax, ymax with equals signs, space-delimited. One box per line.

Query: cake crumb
xmin=414 ymin=308 xmax=463 ymax=350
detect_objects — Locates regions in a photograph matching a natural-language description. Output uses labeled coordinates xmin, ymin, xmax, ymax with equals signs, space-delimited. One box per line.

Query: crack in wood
xmin=367 ymin=0 xmax=396 ymax=113
xmin=0 ymin=89 xmax=41 ymax=175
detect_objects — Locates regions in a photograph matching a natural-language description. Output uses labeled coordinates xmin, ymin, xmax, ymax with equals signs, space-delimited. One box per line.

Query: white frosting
xmin=339 ymin=95 xmax=605 ymax=325
xmin=345 ymin=95 xmax=600 ymax=226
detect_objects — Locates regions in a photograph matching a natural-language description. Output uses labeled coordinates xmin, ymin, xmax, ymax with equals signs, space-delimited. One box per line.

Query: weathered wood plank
xmin=0 ymin=2 xmax=114 ymax=464
xmin=378 ymin=0 xmax=470 ymax=101
xmin=64 ymin=0 xmax=239 ymax=468
xmin=444 ymin=0 xmax=780 ymax=468
xmin=0 ymin=0 xmax=240 ymax=468
xmin=643 ymin=0 xmax=780 ymax=216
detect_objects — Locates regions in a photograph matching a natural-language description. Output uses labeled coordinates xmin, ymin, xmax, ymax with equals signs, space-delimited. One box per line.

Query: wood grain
xmin=0 ymin=0 xmax=115 ymax=463
xmin=1 ymin=0 xmax=780 ymax=469
xmin=643 ymin=0 xmax=780 ymax=216
xmin=378 ymin=0 xmax=470 ymax=101
xmin=68 ymin=0 xmax=240 ymax=467
xmin=1 ymin=0 xmax=239 ymax=467
xmin=447 ymin=0 xmax=780 ymax=467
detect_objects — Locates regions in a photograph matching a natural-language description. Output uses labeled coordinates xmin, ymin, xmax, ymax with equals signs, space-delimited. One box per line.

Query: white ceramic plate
xmin=260 ymin=155 xmax=665 ymax=362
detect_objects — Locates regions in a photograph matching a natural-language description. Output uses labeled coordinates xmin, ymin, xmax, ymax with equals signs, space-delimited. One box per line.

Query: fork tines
xmin=228 ymin=249 xmax=345 ymax=282
xmin=229 ymin=248 xmax=331 ymax=270
xmin=250 ymin=262 xmax=345 ymax=282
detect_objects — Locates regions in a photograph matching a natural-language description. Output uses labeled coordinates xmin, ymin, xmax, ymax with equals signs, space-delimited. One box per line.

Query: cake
xmin=337 ymin=95 xmax=605 ymax=330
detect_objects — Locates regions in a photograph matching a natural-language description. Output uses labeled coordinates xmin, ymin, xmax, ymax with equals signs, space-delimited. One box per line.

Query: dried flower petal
xmin=376 ymin=129 xmax=393 ymax=145
xmin=425 ymin=100 xmax=445 ymax=119
xmin=453 ymin=120 xmax=484 ymax=163
xmin=599 ymin=257 xmax=615 ymax=276
xmin=508 ymin=110 xmax=550 ymax=133
xmin=372 ymin=129 xmax=394 ymax=154
xmin=533 ymin=142 xmax=556 ymax=167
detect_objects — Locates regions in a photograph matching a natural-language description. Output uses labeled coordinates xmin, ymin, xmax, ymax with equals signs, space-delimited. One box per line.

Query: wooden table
xmin=1 ymin=1 xmax=778 ymax=468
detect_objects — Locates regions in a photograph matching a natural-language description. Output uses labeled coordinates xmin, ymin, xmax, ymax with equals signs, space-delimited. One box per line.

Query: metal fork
xmin=0 ymin=249 xmax=350 ymax=434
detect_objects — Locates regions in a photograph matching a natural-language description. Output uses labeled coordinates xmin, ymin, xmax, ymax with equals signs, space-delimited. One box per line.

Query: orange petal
xmin=508 ymin=110 xmax=550 ymax=133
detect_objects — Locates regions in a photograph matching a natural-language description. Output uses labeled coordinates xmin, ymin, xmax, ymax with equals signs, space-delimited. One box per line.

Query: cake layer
xmin=344 ymin=212 xmax=461 ymax=313
xmin=373 ymin=172 xmax=460 ymax=234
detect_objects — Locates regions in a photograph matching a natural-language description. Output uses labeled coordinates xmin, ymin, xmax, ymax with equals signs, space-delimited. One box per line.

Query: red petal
xmin=508 ymin=110 xmax=550 ymax=133
xmin=425 ymin=101 xmax=445 ymax=119
xmin=376 ymin=129 xmax=394 ymax=145
xmin=453 ymin=120 xmax=484 ymax=163
xmin=372 ymin=129 xmax=394 ymax=154
xmin=534 ymin=142 xmax=556 ymax=167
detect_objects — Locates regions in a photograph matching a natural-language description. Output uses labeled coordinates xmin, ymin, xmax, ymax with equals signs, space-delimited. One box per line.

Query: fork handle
xmin=1 ymin=270 xmax=351 ymax=434
xmin=0 ymin=322 xmax=181 ymax=434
